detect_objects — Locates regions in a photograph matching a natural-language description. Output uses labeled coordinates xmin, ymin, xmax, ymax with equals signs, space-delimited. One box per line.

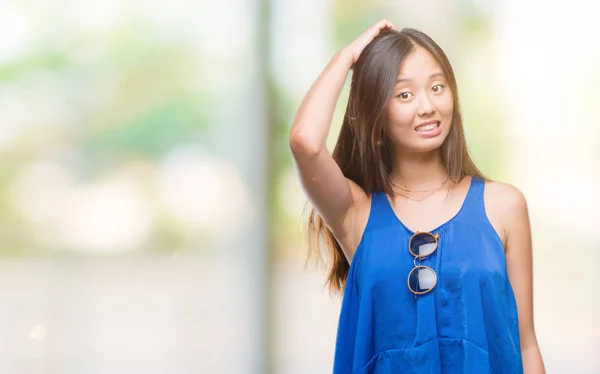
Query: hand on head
xmin=343 ymin=19 xmax=397 ymax=65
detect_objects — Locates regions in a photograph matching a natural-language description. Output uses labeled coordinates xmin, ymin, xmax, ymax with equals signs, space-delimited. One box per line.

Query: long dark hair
xmin=305 ymin=28 xmax=485 ymax=295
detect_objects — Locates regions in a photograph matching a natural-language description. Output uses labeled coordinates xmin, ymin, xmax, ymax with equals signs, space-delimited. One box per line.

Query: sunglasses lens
xmin=410 ymin=233 xmax=437 ymax=257
xmin=408 ymin=266 xmax=436 ymax=294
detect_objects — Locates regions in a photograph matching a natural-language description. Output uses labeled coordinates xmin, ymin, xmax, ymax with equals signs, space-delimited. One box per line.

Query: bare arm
xmin=289 ymin=19 xmax=395 ymax=253
xmin=502 ymin=185 xmax=545 ymax=373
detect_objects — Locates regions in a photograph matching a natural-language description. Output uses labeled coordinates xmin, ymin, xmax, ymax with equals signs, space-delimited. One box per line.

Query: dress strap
xmin=459 ymin=176 xmax=487 ymax=221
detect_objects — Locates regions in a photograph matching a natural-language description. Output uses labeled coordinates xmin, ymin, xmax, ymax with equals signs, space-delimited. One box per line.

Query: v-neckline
xmin=384 ymin=176 xmax=475 ymax=234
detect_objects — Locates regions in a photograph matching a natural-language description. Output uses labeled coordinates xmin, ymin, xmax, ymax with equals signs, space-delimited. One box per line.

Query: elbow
xmin=289 ymin=128 xmax=322 ymax=157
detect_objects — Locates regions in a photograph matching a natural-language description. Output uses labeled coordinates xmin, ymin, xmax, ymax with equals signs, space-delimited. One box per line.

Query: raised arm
xmin=289 ymin=19 xmax=395 ymax=253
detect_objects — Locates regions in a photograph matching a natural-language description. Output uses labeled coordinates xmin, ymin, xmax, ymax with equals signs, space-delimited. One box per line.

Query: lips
xmin=415 ymin=120 xmax=440 ymax=132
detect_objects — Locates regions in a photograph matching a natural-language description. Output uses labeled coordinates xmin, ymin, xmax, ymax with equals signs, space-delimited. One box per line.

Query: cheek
xmin=438 ymin=95 xmax=454 ymax=116
xmin=387 ymin=103 xmax=416 ymax=127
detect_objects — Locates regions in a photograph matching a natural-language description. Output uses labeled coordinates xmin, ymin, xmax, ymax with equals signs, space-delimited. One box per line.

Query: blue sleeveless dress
xmin=333 ymin=176 xmax=523 ymax=374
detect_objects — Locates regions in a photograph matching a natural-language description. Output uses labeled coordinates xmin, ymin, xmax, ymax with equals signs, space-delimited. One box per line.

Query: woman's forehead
xmin=396 ymin=47 xmax=444 ymax=81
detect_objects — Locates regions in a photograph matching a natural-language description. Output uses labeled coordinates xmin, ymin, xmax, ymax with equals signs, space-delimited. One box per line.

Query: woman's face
xmin=386 ymin=46 xmax=454 ymax=155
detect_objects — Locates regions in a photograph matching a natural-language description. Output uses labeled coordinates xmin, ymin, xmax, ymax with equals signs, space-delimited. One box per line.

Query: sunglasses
xmin=407 ymin=232 xmax=439 ymax=297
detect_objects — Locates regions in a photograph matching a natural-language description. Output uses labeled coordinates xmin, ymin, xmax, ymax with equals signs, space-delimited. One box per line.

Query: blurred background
xmin=0 ymin=0 xmax=598 ymax=373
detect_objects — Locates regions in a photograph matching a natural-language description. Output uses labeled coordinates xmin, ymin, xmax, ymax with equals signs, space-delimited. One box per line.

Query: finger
xmin=372 ymin=19 xmax=392 ymax=33
xmin=359 ymin=19 xmax=395 ymax=43
xmin=369 ymin=21 xmax=395 ymax=37
xmin=366 ymin=19 xmax=387 ymax=33
xmin=372 ymin=20 xmax=396 ymax=37
xmin=381 ymin=19 xmax=396 ymax=30
xmin=377 ymin=18 xmax=395 ymax=29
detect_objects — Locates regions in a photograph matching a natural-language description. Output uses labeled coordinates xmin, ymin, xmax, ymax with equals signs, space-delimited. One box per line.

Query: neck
xmin=390 ymin=150 xmax=449 ymax=190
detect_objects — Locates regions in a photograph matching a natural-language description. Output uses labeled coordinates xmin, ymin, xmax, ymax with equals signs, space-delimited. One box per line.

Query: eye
xmin=432 ymin=84 xmax=445 ymax=93
xmin=397 ymin=91 xmax=413 ymax=100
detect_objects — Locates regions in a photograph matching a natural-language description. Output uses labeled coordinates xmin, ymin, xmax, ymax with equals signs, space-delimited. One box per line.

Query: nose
xmin=417 ymin=95 xmax=435 ymax=117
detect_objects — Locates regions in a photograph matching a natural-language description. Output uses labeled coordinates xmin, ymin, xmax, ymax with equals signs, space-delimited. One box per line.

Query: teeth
xmin=416 ymin=122 xmax=438 ymax=132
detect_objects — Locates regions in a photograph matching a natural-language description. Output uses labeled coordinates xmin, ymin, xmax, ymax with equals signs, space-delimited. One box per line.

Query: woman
xmin=289 ymin=19 xmax=545 ymax=373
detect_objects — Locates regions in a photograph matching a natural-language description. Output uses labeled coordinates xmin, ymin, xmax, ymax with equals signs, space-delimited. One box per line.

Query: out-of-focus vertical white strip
xmin=194 ymin=0 xmax=269 ymax=372
xmin=271 ymin=0 xmax=332 ymax=98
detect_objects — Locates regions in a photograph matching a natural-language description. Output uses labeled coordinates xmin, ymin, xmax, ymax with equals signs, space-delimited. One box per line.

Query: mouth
xmin=415 ymin=120 xmax=440 ymax=134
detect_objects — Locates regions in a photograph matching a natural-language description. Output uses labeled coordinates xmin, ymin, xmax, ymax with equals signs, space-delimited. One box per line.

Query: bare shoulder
xmin=483 ymin=180 xmax=529 ymax=248
xmin=484 ymin=180 xmax=528 ymax=208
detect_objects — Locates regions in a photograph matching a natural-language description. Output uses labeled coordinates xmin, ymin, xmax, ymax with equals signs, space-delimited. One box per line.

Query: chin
xmin=394 ymin=142 xmax=444 ymax=155
xmin=410 ymin=135 xmax=448 ymax=153
xmin=416 ymin=142 xmax=444 ymax=153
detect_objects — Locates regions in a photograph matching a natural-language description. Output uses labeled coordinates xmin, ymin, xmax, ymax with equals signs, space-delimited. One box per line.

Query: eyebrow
xmin=396 ymin=72 xmax=446 ymax=84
